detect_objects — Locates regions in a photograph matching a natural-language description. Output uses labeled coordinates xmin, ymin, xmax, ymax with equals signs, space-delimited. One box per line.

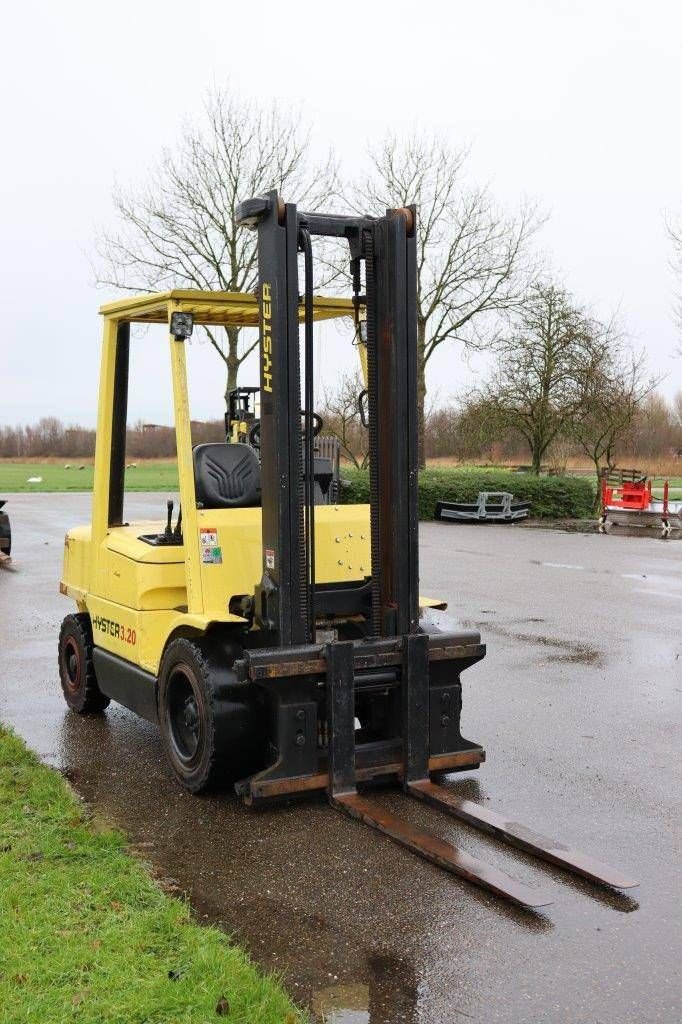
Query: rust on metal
xmin=393 ymin=207 xmax=415 ymax=234
xmin=246 ymin=643 xmax=484 ymax=680
xmin=250 ymin=657 xmax=324 ymax=679
xmin=428 ymin=749 xmax=485 ymax=771
xmin=407 ymin=780 xmax=638 ymax=890
xmin=332 ymin=791 xmax=553 ymax=909
xmin=248 ymin=752 xmax=484 ymax=801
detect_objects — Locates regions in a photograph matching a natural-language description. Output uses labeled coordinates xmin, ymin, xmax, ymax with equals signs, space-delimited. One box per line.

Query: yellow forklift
xmin=58 ymin=193 xmax=636 ymax=907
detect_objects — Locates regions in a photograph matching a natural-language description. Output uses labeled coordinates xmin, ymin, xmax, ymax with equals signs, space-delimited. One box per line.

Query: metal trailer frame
xmin=599 ymin=469 xmax=681 ymax=538
xmin=436 ymin=491 xmax=530 ymax=523
xmin=231 ymin=192 xmax=637 ymax=908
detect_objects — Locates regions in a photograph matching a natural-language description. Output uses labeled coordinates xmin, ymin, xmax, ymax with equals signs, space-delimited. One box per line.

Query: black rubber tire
xmin=58 ymin=613 xmax=110 ymax=714
xmin=157 ymin=638 xmax=227 ymax=793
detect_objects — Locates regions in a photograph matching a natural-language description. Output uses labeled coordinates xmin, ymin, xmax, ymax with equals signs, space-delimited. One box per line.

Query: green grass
xmin=0 ymin=463 xmax=178 ymax=493
xmin=0 ymin=726 xmax=301 ymax=1024
xmin=2 ymin=460 xmax=680 ymax=505
xmin=651 ymin=478 xmax=682 ymax=500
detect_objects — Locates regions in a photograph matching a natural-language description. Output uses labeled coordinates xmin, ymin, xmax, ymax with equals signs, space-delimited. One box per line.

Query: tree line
xmin=323 ymin=376 xmax=681 ymax=473
xmin=2 ymin=387 xmax=680 ymax=470
xmin=0 ymin=419 xmax=222 ymax=460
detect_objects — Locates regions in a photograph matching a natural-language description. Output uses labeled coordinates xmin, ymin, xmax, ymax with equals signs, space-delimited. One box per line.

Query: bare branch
xmin=95 ymin=84 xmax=340 ymax=404
xmin=665 ymin=210 xmax=682 ymax=351
xmin=320 ymin=370 xmax=369 ymax=470
xmin=350 ymin=130 xmax=548 ymax=463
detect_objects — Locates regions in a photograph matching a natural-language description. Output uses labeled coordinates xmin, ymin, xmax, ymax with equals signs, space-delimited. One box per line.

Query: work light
xmin=170 ymin=311 xmax=194 ymax=340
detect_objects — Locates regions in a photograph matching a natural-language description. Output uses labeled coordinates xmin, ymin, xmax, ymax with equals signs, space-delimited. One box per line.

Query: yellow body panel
xmin=61 ymin=505 xmax=372 ymax=674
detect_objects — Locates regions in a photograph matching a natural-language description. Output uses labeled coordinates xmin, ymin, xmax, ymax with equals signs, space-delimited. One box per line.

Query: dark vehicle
xmin=0 ymin=500 xmax=11 ymax=562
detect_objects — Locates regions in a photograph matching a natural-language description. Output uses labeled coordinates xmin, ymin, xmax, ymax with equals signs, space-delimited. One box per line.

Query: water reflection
xmin=313 ymin=983 xmax=370 ymax=1024
xmin=313 ymin=951 xmax=420 ymax=1023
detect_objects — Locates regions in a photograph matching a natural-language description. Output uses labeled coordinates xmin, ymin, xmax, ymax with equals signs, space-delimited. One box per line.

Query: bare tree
xmin=673 ymin=389 xmax=682 ymax=428
xmin=350 ymin=133 xmax=546 ymax=462
xmin=97 ymin=86 xmax=339 ymax=406
xmin=479 ymin=281 xmax=612 ymax=474
xmin=665 ymin=213 xmax=682 ymax=346
xmin=623 ymin=391 xmax=682 ymax=461
xmin=453 ymin=395 xmax=512 ymax=463
xmin=320 ymin=370 xmax=370 ymax=469
xmin=573 ymin=345 xmax=658 ymax=497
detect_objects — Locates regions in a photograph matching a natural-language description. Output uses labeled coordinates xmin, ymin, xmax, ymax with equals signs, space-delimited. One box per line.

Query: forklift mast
xmin=231 ymin=194 xmax=636 ymax=905
xmin=236 ymin=192 xmax=419 ymax=648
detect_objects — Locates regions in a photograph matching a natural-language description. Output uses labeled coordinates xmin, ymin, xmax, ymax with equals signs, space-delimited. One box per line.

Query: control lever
xmin=173 ymin=505 xmax=183 ymax=543
xmin=164 ymin=500 xmax=174 ymax=542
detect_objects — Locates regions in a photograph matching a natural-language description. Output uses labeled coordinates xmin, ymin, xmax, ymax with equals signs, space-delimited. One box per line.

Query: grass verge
xmin=0 ymin=726 xmax=300 ymax=1023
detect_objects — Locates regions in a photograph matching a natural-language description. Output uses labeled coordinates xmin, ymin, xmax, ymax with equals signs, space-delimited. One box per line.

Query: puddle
xmin=313 ymin=983 xmax=370 ymax=1023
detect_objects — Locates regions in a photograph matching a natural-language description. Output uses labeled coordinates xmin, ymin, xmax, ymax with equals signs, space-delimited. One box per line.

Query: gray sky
xmin=2 ymin=0 xmax=681 ymax=427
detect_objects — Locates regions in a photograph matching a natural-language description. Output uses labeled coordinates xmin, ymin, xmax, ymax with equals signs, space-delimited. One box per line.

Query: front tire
xmin=58 ymin=613 xmax=110 ymax=713
xmin=157 ymin=638 xmax=227 ymax=793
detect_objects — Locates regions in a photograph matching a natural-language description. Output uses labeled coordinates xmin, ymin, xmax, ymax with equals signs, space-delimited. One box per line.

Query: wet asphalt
xmin=0 ymin=493 xmax=680 ymax=1024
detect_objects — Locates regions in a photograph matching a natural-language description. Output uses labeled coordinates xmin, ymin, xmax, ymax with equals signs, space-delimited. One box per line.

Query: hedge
xmin=339 ymin=466 xmax=596 ymax=520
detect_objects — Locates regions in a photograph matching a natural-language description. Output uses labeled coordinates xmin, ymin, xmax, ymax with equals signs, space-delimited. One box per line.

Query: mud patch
xmin=511 ymin=632 xmax=602 ymax=665
xmin=462 ymin=619 xmax=602 ymax=666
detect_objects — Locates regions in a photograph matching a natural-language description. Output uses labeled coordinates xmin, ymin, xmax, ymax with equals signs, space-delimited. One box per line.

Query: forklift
xmin=226 ymin=383 xmax=338 ymax=504
xmin=58 ymin=193 xmax=636 ymax=907
xmin=226 ymin=386 xmax=260 ymax=445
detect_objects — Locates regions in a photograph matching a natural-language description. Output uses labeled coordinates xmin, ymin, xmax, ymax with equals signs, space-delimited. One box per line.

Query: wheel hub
xmin=63 ymin=639 xmax=81 ymax=692
xmin=167 ymin=668 xmax=202 ymax=764
xmin=183 ymin=697 xmax=199 ymax=735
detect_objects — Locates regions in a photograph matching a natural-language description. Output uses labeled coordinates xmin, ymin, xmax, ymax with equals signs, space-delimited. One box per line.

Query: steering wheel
xmin=306 ymin=412 xmax=324 ymax=437
xmin=248 ymin=421 xmax=261 ymax=450
xmin=248 ymin=412 xmax=323 ymax=452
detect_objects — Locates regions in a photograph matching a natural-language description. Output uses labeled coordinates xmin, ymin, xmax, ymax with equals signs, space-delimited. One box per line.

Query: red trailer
xmin=599 ymin=468 xmax=679 ymax=538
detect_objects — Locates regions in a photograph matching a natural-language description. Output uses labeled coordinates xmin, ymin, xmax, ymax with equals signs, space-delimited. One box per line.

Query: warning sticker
xmin=200 ymin=527 xmax=222 ymax=565
xmin=265 ymin=548 xmax=275 ymax=570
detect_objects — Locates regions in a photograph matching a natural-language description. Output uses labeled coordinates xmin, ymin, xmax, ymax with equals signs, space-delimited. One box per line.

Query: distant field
xmin=1 ymin=459 xmax=680 ymax=500
xmin=0 ymin=462 xmax=178 ymax=493
xmin=652 ymin=479 xmax=682 ymax=499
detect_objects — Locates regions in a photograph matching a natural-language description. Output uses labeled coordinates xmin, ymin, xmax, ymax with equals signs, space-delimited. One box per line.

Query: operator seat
xmin=193 ymin=443 xmax=262 ymax=509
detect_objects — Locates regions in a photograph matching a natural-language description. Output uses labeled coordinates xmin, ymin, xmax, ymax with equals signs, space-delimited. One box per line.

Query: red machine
xmin=599 ymin=469 xmax=676 ymax=538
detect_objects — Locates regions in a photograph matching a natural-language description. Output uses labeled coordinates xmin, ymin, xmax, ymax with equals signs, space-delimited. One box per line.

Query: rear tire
xmin=58 ymin=613 xmax=110 ymax=713
xmin=157 ymin=638 xmax=230 ymax=793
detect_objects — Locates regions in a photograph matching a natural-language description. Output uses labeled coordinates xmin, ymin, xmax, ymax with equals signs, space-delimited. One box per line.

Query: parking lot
xmin=1 ymin=492 xmax=680 ymax=1023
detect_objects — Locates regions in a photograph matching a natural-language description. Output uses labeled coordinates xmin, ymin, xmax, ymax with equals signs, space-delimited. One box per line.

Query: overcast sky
xmin=2 ymin=0 xmax=681 ymax=427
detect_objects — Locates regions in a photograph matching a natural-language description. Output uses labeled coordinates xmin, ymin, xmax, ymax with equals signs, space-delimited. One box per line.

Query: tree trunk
xmin=591 ymin=454 xmax=603 ymax=513
xmin=224 ymin=326 xmax=241 ymax=409
xmin=531 ymin=437 xmax=542 ymax=475
xmin=417 ymin=317 xmax=427 ymax=469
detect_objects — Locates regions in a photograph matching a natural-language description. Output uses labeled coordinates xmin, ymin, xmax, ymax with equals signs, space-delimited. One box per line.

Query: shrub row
xmin=339 ymin=466 xmax=596 ymax=520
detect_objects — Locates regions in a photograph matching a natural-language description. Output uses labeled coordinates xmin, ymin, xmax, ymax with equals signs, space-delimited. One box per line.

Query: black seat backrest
xmin=193 ymin=443 xmax=261 ymax=509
